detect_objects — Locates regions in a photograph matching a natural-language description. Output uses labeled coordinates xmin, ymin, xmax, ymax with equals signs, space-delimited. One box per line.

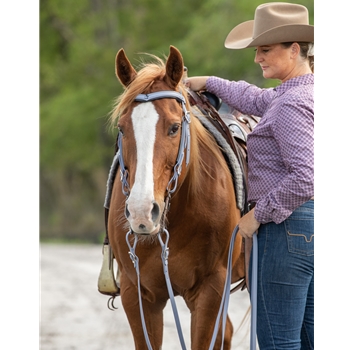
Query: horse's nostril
xmin=151 ymin=202 xmax=160 ymax=222
xmin=125 ymin=204 xmax=130 ymax=218
xmin=139 ymin=224 xmax=146 ymax=230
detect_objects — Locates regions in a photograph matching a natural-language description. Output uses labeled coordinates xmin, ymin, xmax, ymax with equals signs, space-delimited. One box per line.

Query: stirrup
xmin=97 ymin=244 xmax=120 ymax=297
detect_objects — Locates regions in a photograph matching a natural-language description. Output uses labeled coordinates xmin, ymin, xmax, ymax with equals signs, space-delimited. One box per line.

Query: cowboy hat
xmin=225 ymin=2 xmax=314 ymax=49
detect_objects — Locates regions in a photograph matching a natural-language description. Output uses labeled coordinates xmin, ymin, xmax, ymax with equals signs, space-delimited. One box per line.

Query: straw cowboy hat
xmin=225 ymin=2 xmax=314 ymax=49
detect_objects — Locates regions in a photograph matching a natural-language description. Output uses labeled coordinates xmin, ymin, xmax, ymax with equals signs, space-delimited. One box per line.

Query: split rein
xmin=117 ymin=90 xmax=258 ymax=350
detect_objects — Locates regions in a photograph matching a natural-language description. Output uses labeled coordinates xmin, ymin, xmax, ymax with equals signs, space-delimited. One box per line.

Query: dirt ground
xmin=40 ymin=243 xmax=255 ymax=349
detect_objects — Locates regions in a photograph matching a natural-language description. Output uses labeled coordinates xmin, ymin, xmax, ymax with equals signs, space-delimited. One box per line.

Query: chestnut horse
xmin=107 ymin=46 xmax=245 ymax=349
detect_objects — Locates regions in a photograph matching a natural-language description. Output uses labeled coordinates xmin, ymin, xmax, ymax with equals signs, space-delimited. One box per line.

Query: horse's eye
xmin=169 ymin=124 xmax=180 ymax=136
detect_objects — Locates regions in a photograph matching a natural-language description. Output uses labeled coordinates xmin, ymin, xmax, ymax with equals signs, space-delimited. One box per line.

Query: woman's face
xmin=254 ymin=43 xmax=297 ymax=82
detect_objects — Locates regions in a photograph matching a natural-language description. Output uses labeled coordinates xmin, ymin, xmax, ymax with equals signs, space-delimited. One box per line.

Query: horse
xmin=106 ymin=45 xmax=246 ymax=349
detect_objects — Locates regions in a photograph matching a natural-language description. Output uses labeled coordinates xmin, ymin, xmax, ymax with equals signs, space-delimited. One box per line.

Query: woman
xmin=186 ymin=2 xmax=314 ymax=349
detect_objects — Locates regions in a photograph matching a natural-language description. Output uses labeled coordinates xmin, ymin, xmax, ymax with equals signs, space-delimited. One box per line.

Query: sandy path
xmin=40 ymin=243 xmax=253 ymax=349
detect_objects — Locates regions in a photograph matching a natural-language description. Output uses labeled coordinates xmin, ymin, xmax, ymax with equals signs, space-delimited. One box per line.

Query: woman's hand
xmin=184 ymin=76 xmax=210 ymax=91
xmin=238 ymin=208 xmax=260 ymax=238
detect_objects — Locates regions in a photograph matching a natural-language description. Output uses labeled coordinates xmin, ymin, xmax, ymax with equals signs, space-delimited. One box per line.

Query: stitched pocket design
xmin=284 ymin=206 xmax=314 ymax=256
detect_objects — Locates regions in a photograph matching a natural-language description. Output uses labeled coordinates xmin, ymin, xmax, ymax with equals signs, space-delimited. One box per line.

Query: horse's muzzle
xmin=125 ymin=200 xmax=164 ymax=235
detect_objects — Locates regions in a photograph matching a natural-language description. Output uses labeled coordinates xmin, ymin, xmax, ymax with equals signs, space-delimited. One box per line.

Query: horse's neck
xmin=187 ymin=89 xmax=263 ymax=214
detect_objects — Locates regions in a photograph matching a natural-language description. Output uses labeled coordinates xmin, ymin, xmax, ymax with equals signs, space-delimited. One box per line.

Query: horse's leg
xmin=121 ymin=277 xmax=166 ymax=350
xmin=187 ymin=272 xmax=233 ymax=350
xmin=223 ymin=316 xmax=234 ymax=350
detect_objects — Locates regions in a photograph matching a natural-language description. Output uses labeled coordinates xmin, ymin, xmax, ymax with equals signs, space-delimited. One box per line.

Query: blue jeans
xmin=250 ymin=200 xmax=314 ymax=350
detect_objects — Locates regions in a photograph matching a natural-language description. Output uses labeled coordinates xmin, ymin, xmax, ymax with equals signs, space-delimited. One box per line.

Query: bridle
xmin=118 ymin=90 xmax=191 ymax=200
xmin=117 ymin=90 xmax=258 ymax=350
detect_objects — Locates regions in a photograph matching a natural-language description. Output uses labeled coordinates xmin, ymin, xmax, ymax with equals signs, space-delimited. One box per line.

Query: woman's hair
xmin=281 ymin=42 xmax=314 ymax=73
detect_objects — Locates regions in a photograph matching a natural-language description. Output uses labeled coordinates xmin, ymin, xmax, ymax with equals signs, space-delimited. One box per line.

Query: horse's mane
xmin=109 ymin=54 xmax=230 ymax=199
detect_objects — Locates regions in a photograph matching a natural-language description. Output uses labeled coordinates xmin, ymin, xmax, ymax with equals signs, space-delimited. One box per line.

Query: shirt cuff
xmin=254 ymin=199 xmax=293 ymax=225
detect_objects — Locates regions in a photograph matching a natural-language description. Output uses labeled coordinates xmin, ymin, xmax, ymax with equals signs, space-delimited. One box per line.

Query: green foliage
xmin=40 ymin=0 xmax=314 ymax=242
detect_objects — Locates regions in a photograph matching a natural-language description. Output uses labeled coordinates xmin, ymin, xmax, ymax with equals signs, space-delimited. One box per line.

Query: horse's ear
xmin=115 ymin=48 xmax=137 ymax=87
xmin=164 ymin=46 xmax=184 ymax=89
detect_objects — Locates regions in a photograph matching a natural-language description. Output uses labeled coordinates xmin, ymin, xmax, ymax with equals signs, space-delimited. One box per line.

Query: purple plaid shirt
xmin=206 ymin=74 xmax=314 ymax=224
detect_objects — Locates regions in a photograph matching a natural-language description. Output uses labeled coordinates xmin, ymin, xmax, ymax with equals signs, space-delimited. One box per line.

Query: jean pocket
xmin=284 ymin=207 xmax=314 ymax=256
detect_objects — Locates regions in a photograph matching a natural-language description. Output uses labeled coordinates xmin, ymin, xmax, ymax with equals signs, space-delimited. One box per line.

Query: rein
xmin=126 ymin=228 xmax=188 ymax=349
xmin=118 ymin=90 xmax=258 ymax=350
xmin=126 ymin=224 xmax=257 ymax=350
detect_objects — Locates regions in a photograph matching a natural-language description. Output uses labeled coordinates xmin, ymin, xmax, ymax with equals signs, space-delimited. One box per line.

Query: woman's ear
xmin=291 ymin=42 xmax=300 ymax=57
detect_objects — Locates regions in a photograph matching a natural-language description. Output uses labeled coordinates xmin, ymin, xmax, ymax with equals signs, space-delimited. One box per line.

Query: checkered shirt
xmin=206 ymin=74 xmax=314 ymax=224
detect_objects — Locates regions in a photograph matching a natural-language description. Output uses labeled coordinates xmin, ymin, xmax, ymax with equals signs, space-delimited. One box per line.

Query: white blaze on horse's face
xmin=125 ymin=102 xmax=164 ymax=235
